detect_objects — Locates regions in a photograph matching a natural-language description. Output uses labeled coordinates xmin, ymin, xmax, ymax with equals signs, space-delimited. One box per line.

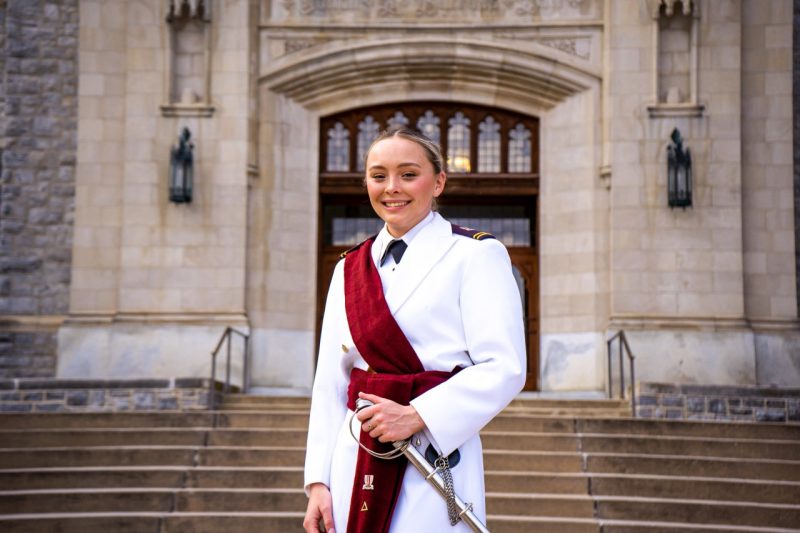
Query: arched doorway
xmin=317 ymin=102 xmax=540 ymax=390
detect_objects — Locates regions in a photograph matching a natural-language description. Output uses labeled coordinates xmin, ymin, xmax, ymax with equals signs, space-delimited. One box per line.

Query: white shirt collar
xmin=373 ymin=211 xmax=435 ymax=265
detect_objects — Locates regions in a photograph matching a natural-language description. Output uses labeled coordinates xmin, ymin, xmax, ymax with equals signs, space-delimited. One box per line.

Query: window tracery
xmin=448 ymin=112 xmax=471 ymax=173
xmin=478 ymin=116 xmax=501 ymax=173
xmin=320 ymin=103 xmax=538 ymax=176
xmin=509 ymin=123 xmax=532 ymax=173
xmin=357 ymin=115 xmax=380 ymax=171
xmin=326 ymin=122 xmax=350 ymax=172
xmin=416 ymin=110 xmax=441 ymax=145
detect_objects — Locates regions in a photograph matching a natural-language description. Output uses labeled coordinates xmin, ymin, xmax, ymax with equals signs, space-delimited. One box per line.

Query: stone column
xmin=741 ymin=0 xmax=800 ymax=386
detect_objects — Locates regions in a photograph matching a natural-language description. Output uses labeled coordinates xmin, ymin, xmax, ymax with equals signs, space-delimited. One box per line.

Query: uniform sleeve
xmin=410 ymin=239 xmax=526 ymax=456
xmin=304 ymin=260 xmax=350 ymax=495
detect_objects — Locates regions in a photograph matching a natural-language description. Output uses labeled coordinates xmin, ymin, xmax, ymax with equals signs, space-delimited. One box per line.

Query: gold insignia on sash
xmin=361 ymin=501 xmax=369 ymax=512
xmin=363 ymin=474 xmax=374 ymax=490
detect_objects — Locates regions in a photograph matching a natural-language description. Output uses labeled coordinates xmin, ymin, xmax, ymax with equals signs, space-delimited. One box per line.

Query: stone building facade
xmin=0 ymin=0 xmax=78 ymax=377
xmin=1 ymin=0 xmax=799 ymax=394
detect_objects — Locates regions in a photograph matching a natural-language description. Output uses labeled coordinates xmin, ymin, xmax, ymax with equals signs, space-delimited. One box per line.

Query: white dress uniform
xmin=305 ymin=211 xmax=526 ymax=532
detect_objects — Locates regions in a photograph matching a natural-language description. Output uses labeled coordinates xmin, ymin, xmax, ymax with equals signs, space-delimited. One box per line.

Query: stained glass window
xmin=478 ymin=116 xmax=501 ymax=173
xmin=508 ymin=123 xmax=532 ymax=173
xmin=357 ymin=115 xmax=380 ymax=171
xmin=387 ymin=111 xmax=409 ymax=128
xmin=326 ymin=122 xmax=350 ymax=171
xmin=416 ymin=110 xmax=440 ymax=144
xmin=447 ymin=112 xmax=471 ymax=173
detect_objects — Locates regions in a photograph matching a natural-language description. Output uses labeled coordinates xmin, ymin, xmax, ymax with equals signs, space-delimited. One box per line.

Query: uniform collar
xmin=373 ymin=211 xmax=435 ymax=265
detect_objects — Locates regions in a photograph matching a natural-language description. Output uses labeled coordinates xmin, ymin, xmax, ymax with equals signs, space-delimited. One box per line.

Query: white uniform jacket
xmin=305 ymin=212 xmax=527 ymax=532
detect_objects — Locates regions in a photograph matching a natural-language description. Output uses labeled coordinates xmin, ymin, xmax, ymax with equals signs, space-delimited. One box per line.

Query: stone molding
xmin=646 ymin=102 xmax=705 ymax=118
xmin=272 ymin=0 xmax=597 ymax=23
xmin=159 ymin=103 xmax=216 ymax=117
xmin=277 ymin=33 xmax=595 ymax=62
xmin=0 ymin=315 xmax=66 ymax=332
xmin=609 ymin=315 xmax=751 ymax=332
xmin=260 ymin=36 xmax=600 ymax=111
xmin=63 ymin=312 xmax=250 ymax=327
xmin=746 ymin=317 xmax=800 ymax=333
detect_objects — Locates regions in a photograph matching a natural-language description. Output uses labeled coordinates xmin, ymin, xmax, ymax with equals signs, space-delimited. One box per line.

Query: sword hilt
xmin=355 ymin=397 xmax=373 ymax=412
xmin=351 ymin=394 xmax=489 ymax=532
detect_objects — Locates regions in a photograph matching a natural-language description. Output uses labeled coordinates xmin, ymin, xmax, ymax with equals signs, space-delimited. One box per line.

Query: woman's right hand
xmin=303 ymin=483 xmax=335 ymax=533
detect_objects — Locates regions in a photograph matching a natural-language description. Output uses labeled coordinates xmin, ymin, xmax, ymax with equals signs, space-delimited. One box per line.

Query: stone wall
xmin=635 ymin=382 xmax=800 ymax=424
xmin=0 ymin=377 xmax=214 ymax=412
xmin=795 ymin=0 xmax=800 ymax=318
xmin=0 ymin=0 xmax=78 ymax=378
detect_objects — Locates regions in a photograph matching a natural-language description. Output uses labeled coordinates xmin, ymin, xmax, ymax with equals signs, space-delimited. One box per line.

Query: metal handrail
xmin=606 ymin=330 xmax=636 ymax=416
xmin=209 ymin=326 xmax=250 ymax=409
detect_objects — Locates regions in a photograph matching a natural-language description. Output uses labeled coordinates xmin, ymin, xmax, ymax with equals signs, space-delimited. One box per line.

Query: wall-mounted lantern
xmin=667 ymin=127 xmax=692 ymax=208
xmin=169 ymin=127 xmax=194 ymax=203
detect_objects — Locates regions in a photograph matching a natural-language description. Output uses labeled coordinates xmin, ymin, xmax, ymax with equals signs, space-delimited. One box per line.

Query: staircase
xmin=0 ymin=396 xmax=797 ymax=532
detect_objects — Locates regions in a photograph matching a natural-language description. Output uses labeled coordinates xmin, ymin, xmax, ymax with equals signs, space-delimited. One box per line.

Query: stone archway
xmin=249 ymin=35 xmax=604 ymax=392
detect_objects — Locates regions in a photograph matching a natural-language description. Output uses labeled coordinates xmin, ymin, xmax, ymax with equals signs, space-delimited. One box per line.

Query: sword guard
xmin=355 ymin=397 xmax=374 ymax=412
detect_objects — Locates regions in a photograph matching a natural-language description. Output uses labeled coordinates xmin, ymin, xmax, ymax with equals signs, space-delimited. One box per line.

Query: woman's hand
xmin=303 ymin=483 xmax=335 ymax=533
xmin=356 ymin=392 xmax=426 ymax=442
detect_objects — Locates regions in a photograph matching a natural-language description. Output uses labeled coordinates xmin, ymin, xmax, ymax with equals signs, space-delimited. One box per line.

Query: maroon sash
xmin=343 ymin=237 xmax=458 ymax=533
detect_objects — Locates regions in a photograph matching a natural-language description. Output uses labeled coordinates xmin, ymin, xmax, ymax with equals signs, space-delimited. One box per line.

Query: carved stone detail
xmin=538 ymin=37 xmax=589 ymax=59
xmin=278 ymin=0 xmax=591 ymax=21
xmin=166 ymin=0 xmax=211 ymax=22
xmin=284 ymin=38 xmax=324 ymax=54
xmin=504 ymin=0 xmax=585 ymax=17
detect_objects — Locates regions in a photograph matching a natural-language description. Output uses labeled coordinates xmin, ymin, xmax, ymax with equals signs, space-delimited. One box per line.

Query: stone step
xmin=3 ymin=427 xmax=794 ymax=461
xmin=485 ymin=471 xmax=588 ymax=494
xmin=0 ymin=447 xmax=198 ymax=469
xmin=221 ymin=396 xmax=310 ymax=407
xmin=0 ymin=512 xmax=304 ymax=533
xmin=0 ymin=411 xmax=310 ymax=430
xmin=0 ymin=412 xmax=215 ymax=429
xmin=214 ymin=412 xmax=309 ymax=429
xmin=579 ymin=434 xmax=800 ymax=460
xmin=4 ymin=513 xmax=796 ymax=533
xmin=486 ymin=493 xmax=594 ymax=517
xmin=483 ymin=450 xmax=582 ymax=472
xmin=219 ymin=395 xmax=627 ymax=411
xmin=576 ymin=419 xmax=800 ymax=440
xmin=0 ymin=428 xmax=210 ymax=448
xmin=488 ymin=516 xmax=600 ymax=533
xmin=501 ymin=408 xmax=629 ymax=417
xmin=0 ymin=446 xmax=306 ymax=469
xmin=0 ymin=488 xmax=307 ymax=514
xmin=0 ymin=428 xmax=309 ymax=449
xmin=599 ymin=519 xmax=800 ymax=532
xmin=0 ymin=466 xmax=304 ymax=491
xmin=586 ymin=453 xmax=800 ymax=482
xmin=485 ymin=414 xmax=579 ymax=433
xmin=589 ymin=474 xmax=800 ymax=505
xmin=595 ymin=496 xmax=800 ymax=529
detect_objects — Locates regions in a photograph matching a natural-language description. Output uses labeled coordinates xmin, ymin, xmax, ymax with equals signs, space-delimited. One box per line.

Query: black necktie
xmin=381 ymin=239 xmax=408 ymax=266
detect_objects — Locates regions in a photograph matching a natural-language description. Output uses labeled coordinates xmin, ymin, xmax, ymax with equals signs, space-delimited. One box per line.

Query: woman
xmin=303 ymin=126 xmax=526 ymax=533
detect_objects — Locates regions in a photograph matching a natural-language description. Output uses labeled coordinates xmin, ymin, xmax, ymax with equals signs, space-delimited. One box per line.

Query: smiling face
xmin=365 ymin=136 xmax=446 ymax=238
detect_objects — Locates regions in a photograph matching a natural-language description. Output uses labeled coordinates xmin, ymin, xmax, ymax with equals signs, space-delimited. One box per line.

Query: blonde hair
xmin=364 ymin=125 xmax=445 ymax=174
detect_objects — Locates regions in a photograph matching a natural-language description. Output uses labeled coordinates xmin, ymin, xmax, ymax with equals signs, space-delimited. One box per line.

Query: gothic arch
xmin=259 ymin=36 xmax=600 ymax=114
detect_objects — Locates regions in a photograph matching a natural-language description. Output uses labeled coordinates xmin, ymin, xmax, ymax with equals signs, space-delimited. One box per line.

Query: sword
xmin=352 ymin=398 xmax=491 ymax=533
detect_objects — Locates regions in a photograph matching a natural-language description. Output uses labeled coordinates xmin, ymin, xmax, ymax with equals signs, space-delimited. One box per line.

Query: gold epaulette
xmin=339 ymin=234 xmax=377 ymax=259
xmin=450 ymin=223 xmax=496 ymax=241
